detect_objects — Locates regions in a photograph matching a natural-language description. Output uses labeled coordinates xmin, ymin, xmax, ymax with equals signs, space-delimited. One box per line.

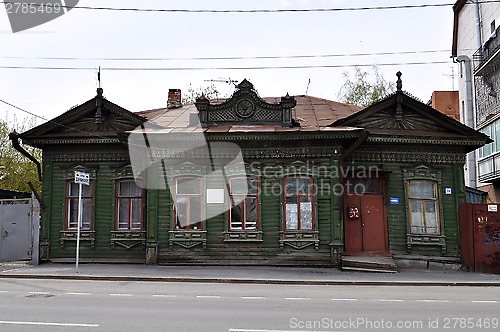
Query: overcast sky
xmin=0 ymin=0 xmax=456 ymax=126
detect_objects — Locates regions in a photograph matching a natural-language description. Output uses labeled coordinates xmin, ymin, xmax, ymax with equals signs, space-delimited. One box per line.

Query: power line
xmin=2 ymin=1 xmax=500 ymax=13
xmin=0 ymin=50 xmax=451 ymax=62
xmin=0 ymin=61 xmax=451 ymax=71
xmin=0 ymin=1 xmax=491 ymax=13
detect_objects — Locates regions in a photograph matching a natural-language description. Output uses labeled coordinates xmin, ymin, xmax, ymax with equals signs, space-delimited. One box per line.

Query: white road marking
xmin=374 ymin=299 xmax=404 ymax=302
xmin=241 ymin=296 xmax=266 ymax=300
xmin=65 ymin=292 xmax=91 ymax=296
xmin=153 ymin=294 xmax=177 ymax=298
xmin=417 ymin=299 xmax=449 ymax=303
xmin=28 ymin=291 xmax=50 ymax=294
xmin=0 ymin=320 xmax=98 ymax=327
xmin=285 ymin=297 xmax=311 ymax=300
xmin=109 ymin=293 xmax=133 ymax=297
xmin=196 ymin=295 xmax=221 ymax=299
xmin=332 ymin=298 xmax=357 ymax=301
xmin=472 ymin=300 xmax=498 ymax=303
xmin=0 ymin=291 xmax=8 ymax=293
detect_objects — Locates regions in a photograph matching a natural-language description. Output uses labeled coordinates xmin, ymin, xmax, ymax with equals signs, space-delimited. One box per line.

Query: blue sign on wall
xmin=390 ymin=197 xmax=399 ymax=205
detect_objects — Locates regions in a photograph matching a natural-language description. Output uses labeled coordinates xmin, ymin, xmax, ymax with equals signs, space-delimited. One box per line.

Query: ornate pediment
xmin=195 ymin=79 xmax=296 ymax=127
xmin=20 ymin=88 xmax=146 ymax=141
xmin=350 ymin=105 xmax=443 ymax=131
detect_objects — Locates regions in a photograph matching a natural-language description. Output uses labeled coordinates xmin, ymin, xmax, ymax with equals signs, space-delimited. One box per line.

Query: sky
xmin=0 ymin=0 xmax=457 ymax=128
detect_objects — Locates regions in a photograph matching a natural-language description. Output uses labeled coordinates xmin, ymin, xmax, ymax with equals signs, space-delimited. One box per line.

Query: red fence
xmin=460 ymin=203 xmax=500 ymax=274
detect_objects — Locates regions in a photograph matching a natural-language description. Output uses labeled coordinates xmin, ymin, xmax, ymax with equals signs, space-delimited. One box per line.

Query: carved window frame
xmin=115 ymin=179 xmax=144 ymax=231
xmin=224 ymin=176 xmax=263 ymax=242
xmin=280 ymin=173 xmax=319 ymax=250
xmin=59 ymin=165 xmax=97 ymax=248
xmin=402 ymin=164 xmax=447 ymax=254
xmin=173 ymin=176 xmax=204 ymax=231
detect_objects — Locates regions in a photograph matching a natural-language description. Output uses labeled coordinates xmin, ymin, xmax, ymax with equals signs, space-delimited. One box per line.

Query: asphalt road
xmin=0 ymin=279 xmax=498 ymax=332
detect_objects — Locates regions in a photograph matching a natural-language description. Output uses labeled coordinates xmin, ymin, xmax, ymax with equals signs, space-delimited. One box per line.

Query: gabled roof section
xmin=332 ymin=72 xmax=492 ymax=149
xmin=20 ymin=88 xmax=146 ymax=145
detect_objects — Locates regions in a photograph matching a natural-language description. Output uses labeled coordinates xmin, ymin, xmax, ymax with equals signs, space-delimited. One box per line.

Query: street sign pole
xmin=76 ymin=182 xmax=82 ymax=270
xmin=74 ymin=170 xmax=89 ymax=272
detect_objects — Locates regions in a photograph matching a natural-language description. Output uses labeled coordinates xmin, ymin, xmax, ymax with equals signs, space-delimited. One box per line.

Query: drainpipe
xmin=9 ymin=132 xmax=42 ymax=182
xmin=474 ymin=0 xmax=482 ymax=49
xmin=457 ymin=55 xmax=477 ymax=188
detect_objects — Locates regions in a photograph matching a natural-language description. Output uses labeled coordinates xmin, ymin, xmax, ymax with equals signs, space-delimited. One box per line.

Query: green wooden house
xmin=14 ymin=73 xmax=490 ymax=266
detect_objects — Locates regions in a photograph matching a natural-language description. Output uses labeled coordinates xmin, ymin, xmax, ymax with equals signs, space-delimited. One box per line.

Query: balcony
xmin=478 ymin=153 xmax=500 ymax=183
xmin=473 ymin=28 xmax=500 ymax=75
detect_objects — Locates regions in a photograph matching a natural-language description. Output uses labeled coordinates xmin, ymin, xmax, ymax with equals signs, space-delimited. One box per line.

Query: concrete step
xmin=341 ymin=256 xmax=398 ymax=273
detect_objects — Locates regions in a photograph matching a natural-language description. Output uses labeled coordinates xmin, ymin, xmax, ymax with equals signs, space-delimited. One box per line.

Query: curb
xmin=0 ymin=274 xmax=499 ymax=287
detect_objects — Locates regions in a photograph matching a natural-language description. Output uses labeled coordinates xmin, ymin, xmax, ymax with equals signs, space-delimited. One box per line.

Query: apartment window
xmin=229 ymin=177 xmax=258 ymax=230
xmin=491 ymin=20 xmax=496 ymax=34
xmin=116 ymin=180 xmax=143 ymax=230
xmin=284 ymin=176 xmax=314 ymax=231
xmin=174 ymin=177 xmax=202 ymax=230
xmin=66 ymin=181 xmax=92 ymax=230
xmin=408 ymin=180 xmax=440 ymax=235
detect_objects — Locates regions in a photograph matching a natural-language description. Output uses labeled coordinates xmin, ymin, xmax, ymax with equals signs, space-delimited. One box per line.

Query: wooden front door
xmin=344 ymin=178 xmax=388 ymax=254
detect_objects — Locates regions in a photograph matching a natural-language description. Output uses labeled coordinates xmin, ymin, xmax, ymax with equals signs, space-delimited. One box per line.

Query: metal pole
xmin=76 ymin=182 xmax=82 ymax=270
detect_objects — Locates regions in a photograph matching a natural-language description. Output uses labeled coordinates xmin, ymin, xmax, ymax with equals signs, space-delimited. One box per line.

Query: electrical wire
xmin=0 ymin=50 xmax=452 ymax=61
xmin=0 ymin=61 xmax=451 ymax=71
xmin=3 ymin=1 xmax=500 ymax=13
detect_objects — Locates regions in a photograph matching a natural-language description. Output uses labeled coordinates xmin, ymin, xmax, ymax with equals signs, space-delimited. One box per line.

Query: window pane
xmin=230 ymin=202 xmax=243 ymax=230
xmin=189 ymin=196 xmax=202 ymax=230
xmin=175 ymin=196 xmax=188 ymax=229
xmin=425 ymin=201 xmax=439 ymax=234
xmin=409 ymin=181 xmax=436 ymax=199
xmin=131 ymin=199 xmax=142 ymax=229
xmin=118 ymin=198 xmax=129 ymax=229
xmin=81 ymin=199 xmax=91 ymax=229
xmin=286 ymin=196 xmax=298 ymax=230
xmin=119 ymin=181 xmax=141 ymax=197
xmin=68 ymin=199 xmax=78 ymax=228
xmin=300 ymin=196 xmax=313 ymax=230
xmin=176 ymin=178 xmax=201 ymax=195
xmin=286 ymin=177 xmax=311 ymax=195
xmin=230 ymin=178 xmax=248 ymax=195
xmin=245 ymin=197 xmax=257 ymax=229
xmin=410 ymin=200 xmax=424 ymax=233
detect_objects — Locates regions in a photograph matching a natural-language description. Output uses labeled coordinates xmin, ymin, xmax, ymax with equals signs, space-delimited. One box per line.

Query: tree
xmin=0 ymin=116 xmax=41 ymax=193
xmin=181 ymin=84 xmax=221 ymax=104
xmin=337 ymin=66 xmax=396 ymax=108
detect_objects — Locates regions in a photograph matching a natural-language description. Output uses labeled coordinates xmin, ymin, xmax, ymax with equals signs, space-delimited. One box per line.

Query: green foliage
xmin=337 ymin=66 xmax=396 ymax=108
xmin=0 ymin=116 xmax=41 ymax=193
xmin=181 ymin=84 xmax=220 ymax=104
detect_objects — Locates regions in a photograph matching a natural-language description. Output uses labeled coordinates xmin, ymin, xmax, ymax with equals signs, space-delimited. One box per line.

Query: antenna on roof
xmin=204 ymin=78 xmax=238 ymax=86
xmin=305 ymin=78 xmax=310 ymax=95
xmin=443 ymin=66 xmax=456 ymax=90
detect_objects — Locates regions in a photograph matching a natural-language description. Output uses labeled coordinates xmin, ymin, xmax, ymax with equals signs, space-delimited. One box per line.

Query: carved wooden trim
xmin=406 ymin=234 xmax=447 ymax=255
xmin=223 ymin=231 xmax=263 ymax=242
xmin=110 ymin=231 xmax=146 ymax=249
xmin=60 ymin=230 xmax=95 ymax=248
xmin=168 ymin=230 xmax=207 ymax=249
xmin=279 ymin=231 xmax=319 ymax=250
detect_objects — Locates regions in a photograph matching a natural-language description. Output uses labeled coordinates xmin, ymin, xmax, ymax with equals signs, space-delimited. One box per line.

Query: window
xmin=116 ymin=180 xmax=143 ymax=230
xmin=408 ymin=180 xmax=440 ymax=235
xmin=284 ymin=177 xmax=314 ymax=231
xmin=174 ymin=177 xmax=202 ymax=230
xmin=229 ymin=177 xmax=258 ymax=230
xmin=491 ymin=20 xmax=496 ymax=35
xmin=66 ymin=181 xmax=92 ymax=230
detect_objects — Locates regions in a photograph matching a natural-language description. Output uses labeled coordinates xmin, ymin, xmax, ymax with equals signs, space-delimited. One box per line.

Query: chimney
xmin=167 ymin=89 xmax=182 ymax=109
xmin=429 ymin=91 xmax=460 ymax=121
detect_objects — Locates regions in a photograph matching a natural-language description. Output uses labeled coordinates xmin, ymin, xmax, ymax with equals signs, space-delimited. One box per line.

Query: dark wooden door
xmin=344 ymin=181 xmax=387 ymax=254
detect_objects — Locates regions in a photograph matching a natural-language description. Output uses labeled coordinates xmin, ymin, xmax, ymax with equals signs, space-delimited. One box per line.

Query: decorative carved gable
xmin=351 ymin=105 xmax=444 ymax=131
xmin=195 ymin=79 xmax=296 ymax=127
xmin=20 ymin=89 xmax=146 ymax=141
xmin=62 ymin=106 xmax=142 ymax=133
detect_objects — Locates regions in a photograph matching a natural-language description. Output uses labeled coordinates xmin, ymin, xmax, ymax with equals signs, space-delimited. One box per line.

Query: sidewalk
xmin=0 ymin=262 xmax=499 ymax=286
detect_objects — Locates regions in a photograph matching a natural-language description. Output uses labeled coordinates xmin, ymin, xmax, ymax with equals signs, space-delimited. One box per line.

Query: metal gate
xmin=460 ymin=203 xmax=500 ymax=274
xmin=0 ymin=198 xmax=39 ymax=263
